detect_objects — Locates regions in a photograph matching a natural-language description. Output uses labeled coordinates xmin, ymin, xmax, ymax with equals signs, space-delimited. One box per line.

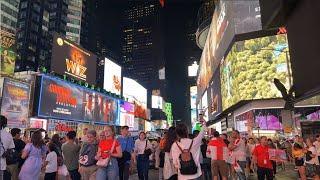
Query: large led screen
xmin=220 ymin=34 xmax=291 ymax=110
xmin=0 ymin=30 xmax=16 ymax=75
xmin=51 ymin=34 xmax=97 ymax=84
xmin=207 ymin=67 xmax=222 ymax=121
xmin=104 ymin=58 xmax=122 ymax=95
xmin=201 ymin=91 xmax=209 ymax=122
xmin=119 ymin=101 xmax=134 ymax=128
xmin=1 ymin=79 xmax=31 ymax=128
xmin=38 ymin=75 xmax=119 ymax=124
xmin=123 ymin=77 xmax=147 ymax=119
xmin=254 ymin=109 xmax=282 ymax=130
xmin=152 ymin=95 xmax=163 ymax=109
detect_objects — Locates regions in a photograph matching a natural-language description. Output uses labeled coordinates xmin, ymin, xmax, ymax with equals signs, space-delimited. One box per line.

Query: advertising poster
xmin=51 ymin=34 xmax=97 ymax=84
xmin=0 ymin=30 xmax=16 ymax=75
xmin=207 ymin=68 xmax=222 ymax=121
xmin=221 ymin=34 xmax=291 ymax=110
xmin=119 ymin=101 xmax=134 ymax=127
xmin=201 ymin=91 xmax=209 ymax=122
xmin=38 ymin=75 xmax=119 ymax=124
xmin=104 ymin=58 xmax=122 ymax=95
xmin=254 ymin=109 xmax=282 ymax=130
xmin=152 ymin=95 xmax=163 ymax=109
xmin=0 ymin=79 xmax=31 ymax=128
xmin=123 ymin=77 xmax=147 ymax=119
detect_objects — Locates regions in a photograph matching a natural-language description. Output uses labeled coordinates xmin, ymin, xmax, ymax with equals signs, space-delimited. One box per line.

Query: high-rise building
xmin=121 ymin=1 xmax=165 ymax=91
xmin=15 ymin=0 xmax=70 ymax=72
xmin=0 ymin=0 xmax=20 ymax=34
xmin=66 ymin=0 xmax=82 ymax=44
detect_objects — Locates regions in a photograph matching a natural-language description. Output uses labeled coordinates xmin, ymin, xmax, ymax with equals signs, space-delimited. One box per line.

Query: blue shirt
xmin=117 ymin=136 xmax=134 ymax=163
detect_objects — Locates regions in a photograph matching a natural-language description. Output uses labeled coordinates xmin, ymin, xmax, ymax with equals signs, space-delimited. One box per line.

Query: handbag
xmin=144 ymin=140 xmax=152 ymax=157
xmin=96 ymin=140 xmax=116 ymax=167
xmin=117 ymin=138 xmax=132 ymax=166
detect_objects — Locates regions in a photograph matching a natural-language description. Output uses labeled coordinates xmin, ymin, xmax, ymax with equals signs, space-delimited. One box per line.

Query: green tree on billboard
xmin=221 ymin=34 xmax=290 ymax=110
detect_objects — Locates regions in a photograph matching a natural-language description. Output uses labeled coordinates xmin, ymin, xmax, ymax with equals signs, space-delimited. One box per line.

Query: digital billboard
xmin=1 ymin=78 xmax=31 ymax=128
xmin=123 ymin=77 xmax=147 ymax=119
xmin=220 ymin=34 xmax=291 ymax=110
xmin=207 ymin=68 xmax=222 ymax=121
xmin=37 ymin=75 xmax=119 ymax=124
xmin=152 ymin=95 xmax=163 ymax=109
xmin=201 ymin=91 xmax=209 ymax=122
xmin=51 ymin=34 xmax=97 ymax=84
xmin=0 ymin=30 xmax=16 ymax=75
xmin=104 ymin=58 xmax=122 ymax=95
xmin=119 ymin=101 xmax=134 ymax=128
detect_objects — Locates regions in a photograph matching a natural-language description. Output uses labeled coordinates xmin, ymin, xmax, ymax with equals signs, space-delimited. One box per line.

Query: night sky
xmin=99 ymin=0 xmax=201 ymax=122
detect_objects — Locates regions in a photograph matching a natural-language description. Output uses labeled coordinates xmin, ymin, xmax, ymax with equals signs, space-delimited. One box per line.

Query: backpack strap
xmin=175 ymin=141 xmax=183 ymax=152
xmin=175 ymin=139 xmax=194 ymax=152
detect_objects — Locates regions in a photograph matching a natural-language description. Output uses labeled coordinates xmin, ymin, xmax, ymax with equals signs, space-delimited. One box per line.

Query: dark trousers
xmin=201 ymin=158 xmax=212 ymax=180
xmin=68 ymin=169 xmax=81 ymax=180
xmin=45 ymin=172 xmax=57 ymax=180
xmin=257 ymin=167 xmax=273 ymax=180
xmin=137 ymin=155 xmax=149 ymax=180
xmin=119 ymin=163 xmax=130 ymax=180
xmin=271 ymin=160 xmax=277 ymax=174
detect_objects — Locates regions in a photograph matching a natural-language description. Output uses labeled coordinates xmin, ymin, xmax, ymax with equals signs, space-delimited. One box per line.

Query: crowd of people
xmin=1 ymin=112 xmax=320 ymax=180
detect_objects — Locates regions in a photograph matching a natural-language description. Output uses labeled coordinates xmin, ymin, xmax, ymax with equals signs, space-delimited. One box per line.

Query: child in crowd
xmin=44 ymin=143 xmax=58 ymax=180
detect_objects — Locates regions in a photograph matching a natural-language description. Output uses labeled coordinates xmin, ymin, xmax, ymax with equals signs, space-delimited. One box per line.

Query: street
xmin=130 ymin=164 xmax=298 ymax=180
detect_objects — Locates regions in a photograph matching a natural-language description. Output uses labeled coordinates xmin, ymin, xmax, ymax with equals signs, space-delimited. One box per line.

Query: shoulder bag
xmin=96 ymin=140 xmax=116 ymax=167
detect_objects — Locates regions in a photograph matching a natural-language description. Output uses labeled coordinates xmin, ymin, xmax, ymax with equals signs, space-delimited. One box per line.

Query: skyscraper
xmin=0 ymin=0 xmax=20 ymax=34
xmin=120 ymin=1 xmax=165 ymax=92
xmin=66 ymin=0 xmax=82 ymax=44
xmin=15 ymin=0 xmax=55 ymax=71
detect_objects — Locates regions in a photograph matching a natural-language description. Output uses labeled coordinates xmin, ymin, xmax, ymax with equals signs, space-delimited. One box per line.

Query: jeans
xmin=68 ymin=169 xmax=81 ymax=180
xmin=137 ymin=154 xmax=149 ymax=180
xmin=201 ymin=158 xmax=212 ymax=180
xmin=236 ymin=161 xmax=247 ymax=180
xmin=119 ymin=163 xmax=130 ymax=180
xmin=96 ymin=158 xmax=119 ymax=180
xmin=257 ymin=167 xmax=273 ymax=180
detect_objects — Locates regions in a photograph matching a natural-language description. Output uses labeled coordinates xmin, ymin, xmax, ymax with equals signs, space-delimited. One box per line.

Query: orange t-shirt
xmin=99 ymin=139 xmax=120 ymax=159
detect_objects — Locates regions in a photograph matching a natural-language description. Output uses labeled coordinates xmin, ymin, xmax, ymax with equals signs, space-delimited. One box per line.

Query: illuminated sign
xmin=0 ymin=78 xmax=31 ymax=128
xmin=152 ymin=95 xmax=163 ymax=109
xmin=51 ymin=34 xmax=97 ymax=84
xmin=188 ymin=62 xmax=199 ymax=77
xmin=164 ymin=103 xmax=173 ymax=126
xmin=104 ymin=58 xmax=122 ymax=95
xmin=0 ymin=30 xmax=16 ymax=75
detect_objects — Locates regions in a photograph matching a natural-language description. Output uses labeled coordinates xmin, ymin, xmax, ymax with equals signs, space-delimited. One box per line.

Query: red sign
xmin=55 ymin=123 xmax=74 ymax=132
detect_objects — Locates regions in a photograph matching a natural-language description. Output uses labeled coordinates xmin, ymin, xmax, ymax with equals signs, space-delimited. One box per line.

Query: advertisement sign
xmin=152 ymin=95 xmax=163 ymax=109
xmin=123 ymin=77 xmax=147 ymax=119
xmin=30 ymin=118 xmax=47 ymax=130
xmin=1 ymin=79 xmax=31 ymax=128
xmin=104 ymin=58 xmax=122 ymax=95
xmin=0 ymin=30 xmax=16 ymax=75
xmin=207 ymin=68 xmax=222 ymax=121
xmin=51 ymin=34 xmax=97 ymax=84
xmin=254 ymin=109 xmax=282 ymax=130
xmin=201 ymin=91 xmax=209 ymax=122
xmin=119 ymin=101 xmax=134 ymax=127
xmin=221 ymin=34 xmax=291 ymax=110
xmin=38 ymin=75 xmax=119 ymax=124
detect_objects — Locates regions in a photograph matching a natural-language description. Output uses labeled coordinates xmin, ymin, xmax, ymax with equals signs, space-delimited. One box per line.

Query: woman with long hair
xmin=134 ymin=131 xmax=152 ymax=180
xmin=305 ymin=138 xmax=320 ymax=180
xmin=50 ymin=134 xmax=63 ymax=166
xmin=163 ymin=127 xmax=178 ymax=180
xmin=19 ymin=130 xmax=47 ymax=180
xmin=95 ymin=126 xmax=122 ymax=180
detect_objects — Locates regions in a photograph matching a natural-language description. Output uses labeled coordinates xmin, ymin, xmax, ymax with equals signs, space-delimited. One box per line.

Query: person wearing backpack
xmin=171 ymin=122 xmax=207 ymax=180
xmin=0 ymin=115 xmax=15 ymax=180
xmin=6 ymin=128 xmax=25 ymax=180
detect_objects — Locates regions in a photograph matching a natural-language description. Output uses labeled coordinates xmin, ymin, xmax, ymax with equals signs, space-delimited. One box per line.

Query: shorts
xmin=212 ymin=160 xmax=228 ymax=177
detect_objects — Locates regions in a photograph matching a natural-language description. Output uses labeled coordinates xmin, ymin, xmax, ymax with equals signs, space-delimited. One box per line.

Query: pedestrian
xmin=43 ymin=142 xmax=58 ymax=180
xmin=292 ymin=137 xmax=307 ymax=180
xmin=62 ymin=131 xmax=81 ymax=180
xmin=153 ymin=138 xmax=161 ymax=169
xmin=95 ymin=126 xmax=122 ymax=180
xmin=220 ymin=133 xmax=230 ymax=146
xmin=305 ymin=138 xmax=320 ymax=180
xmin=267 ymin=139 xmax=277 ymax=176
xmin=117 ymin=126 xmax=135 ymax=180
xmin=228 ymin=130 xmax=247 ymax=180
xmin=206 ymin=131 xmax=229 ymax=180
xmin=6 ymin=128 xmax=25 ymax=180
xmin=163 ymin=127 xmax=177 ymax=180
xmin=201 ymin=138 xmax=212 ymax=180
xmin=50 ymin=134 xmax=63 ymax=166
xmin=0 ymin=115 xmax=15 ymax=179
xmin=81 ymin=127 xmax=89 ymax=143
xmin=171 ymin=123 xmax=206 ymax=180
xmin=134 ymin=131 xmax=152 ymax=180
xmin=19 ymin=130 xmax=47 ymax=180
xmin=251 ymin=136 xmax=273 ymax=180
xmin=78 ymin=130 xmax=99 ymax=180
xmin=247 ymin=137 xmax=255 ymax=174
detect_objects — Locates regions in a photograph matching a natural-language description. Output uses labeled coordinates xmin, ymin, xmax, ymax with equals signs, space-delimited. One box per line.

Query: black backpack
xmin=176 ymin=139 xmax=198 ymax=175
xmin=0 ymin=131 xmax=19 ymax=165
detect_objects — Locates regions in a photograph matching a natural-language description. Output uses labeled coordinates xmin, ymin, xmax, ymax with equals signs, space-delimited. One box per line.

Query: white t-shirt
xmin=232 ymin=138 xmax=247 ymax=162
xmin=45 ymin=151 xmax=58 ymax=173
xmin=305 ymin=146 xmax=319 ymax=165
xmin=0 ymin=129 xmax=15 ymax=170
xmin=134 ymin=139 xmax=152 ymax=155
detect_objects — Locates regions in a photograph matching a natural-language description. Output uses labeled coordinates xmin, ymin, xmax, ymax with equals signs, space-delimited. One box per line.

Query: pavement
xmin=130 ymin=163 xmax=298 ymax=180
